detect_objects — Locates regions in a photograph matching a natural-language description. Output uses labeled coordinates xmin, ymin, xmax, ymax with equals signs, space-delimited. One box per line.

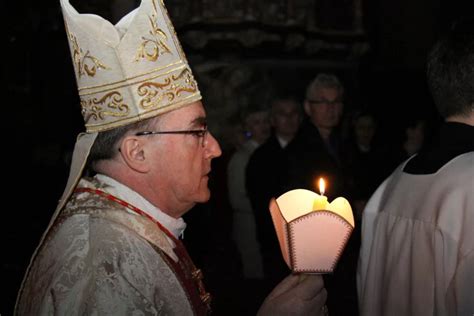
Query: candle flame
xmin=319 ymin=178 xmax=325 ymax=196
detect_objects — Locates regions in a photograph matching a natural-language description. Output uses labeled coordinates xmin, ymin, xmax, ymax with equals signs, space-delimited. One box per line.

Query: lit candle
xmin=313 ymin=177 xmax=329 ymax=210
xmin=318 ymin=177 xmax=325 ymax=196
xmin=269 ymin=178 xmax=355 ymax=273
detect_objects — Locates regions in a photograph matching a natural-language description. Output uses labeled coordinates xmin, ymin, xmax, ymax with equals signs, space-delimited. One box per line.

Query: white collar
xmin=95 ymin=174 xmax=187 ymax=239
xmin=276 ymin=135 xmax=290 ymax=148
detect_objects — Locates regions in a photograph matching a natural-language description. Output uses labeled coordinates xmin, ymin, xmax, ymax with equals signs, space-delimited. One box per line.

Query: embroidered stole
xmin=66 ymin=187 xmax=212 ymax=315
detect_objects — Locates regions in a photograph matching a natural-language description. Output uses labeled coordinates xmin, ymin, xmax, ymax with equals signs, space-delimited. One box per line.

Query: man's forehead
xmin=160 ymin=101 xmax=207 ymax=126
xmin=312 ymin=86 xmax=340 ymax=95
xmin=246 ymin=111 xmax=268 ymax=124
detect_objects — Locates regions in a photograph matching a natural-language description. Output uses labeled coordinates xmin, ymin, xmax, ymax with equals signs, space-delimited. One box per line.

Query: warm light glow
xmin=319 ymin=178 xmax=325 ymax=196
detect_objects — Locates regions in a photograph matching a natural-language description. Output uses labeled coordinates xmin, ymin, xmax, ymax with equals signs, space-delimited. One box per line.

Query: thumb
xmin=267 ymin=274 xmax=300 ymax=298
xmin=292 ymin=274 xmax=325 ymax=301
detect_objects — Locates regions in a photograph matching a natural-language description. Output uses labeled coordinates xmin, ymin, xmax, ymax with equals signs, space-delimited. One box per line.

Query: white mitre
xmin=62 ymin=0 xmax=201 ymax=132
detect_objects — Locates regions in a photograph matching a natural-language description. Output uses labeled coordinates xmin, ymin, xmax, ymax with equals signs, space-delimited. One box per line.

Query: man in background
xmin=357 ymin=20 xmax=474 ymax=316
xmin=227 ymin=106 xmax=270 ymax=282
xmin=284 ymin=73 xmax=346 ymax=198
xmin=246 ymin=95 xmax=302 ymax=290
xmin=284 ymin=73 xmax=356 ymax=315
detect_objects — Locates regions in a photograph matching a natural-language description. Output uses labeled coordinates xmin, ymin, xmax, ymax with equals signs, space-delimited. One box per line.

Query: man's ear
xmin=119 ymin=136 xmax=150 ymax=173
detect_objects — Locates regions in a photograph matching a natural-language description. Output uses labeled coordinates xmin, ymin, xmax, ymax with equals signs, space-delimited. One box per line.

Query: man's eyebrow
xmin=189 ymin=116 xmax=207 ymax=128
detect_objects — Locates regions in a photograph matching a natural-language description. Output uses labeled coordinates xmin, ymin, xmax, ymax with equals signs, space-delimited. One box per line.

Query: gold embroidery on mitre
xmin=69 ymin=33 xmax=109 ymax=78
xmin=137 ymin=68 xmax=198 ymax=109
xmin=80 ymin=91 xmax=129 ymax=123
xmin=158 ymin=0 xmax=187 ymax=61
xmin=134 ymin=0 xmax=171 ymax=62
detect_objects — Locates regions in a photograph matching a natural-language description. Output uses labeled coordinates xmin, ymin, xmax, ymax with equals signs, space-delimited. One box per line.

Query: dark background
xmin=2 ymin=0 xmax=473 ymax=314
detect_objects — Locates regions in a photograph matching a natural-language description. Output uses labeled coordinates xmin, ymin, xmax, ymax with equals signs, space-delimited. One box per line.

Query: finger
xmin=310 ymin=287 xmax=327 ymax=307
xmin=268 ymin=274 xmax=300 ymax=298
xmin=299 ymin=288 xmax=328 ymax=315
xmin=294 ymin=275 xmax=325 ymax=301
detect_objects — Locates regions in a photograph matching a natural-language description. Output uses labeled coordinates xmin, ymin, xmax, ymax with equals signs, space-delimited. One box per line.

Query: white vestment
xmin=357 ymin=153 xmax=474 ymax=316
xmin=16 ymin=176 xmax=206 ymax=315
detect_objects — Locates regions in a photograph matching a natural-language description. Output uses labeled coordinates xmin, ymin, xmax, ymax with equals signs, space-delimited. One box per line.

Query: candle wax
xmin=313 ymin=195 xmax=328 ymax=211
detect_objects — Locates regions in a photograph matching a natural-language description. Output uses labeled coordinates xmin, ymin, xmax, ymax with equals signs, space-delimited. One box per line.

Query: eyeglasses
xmin=135 ymin=127 xmax=208 ymax=147
xmin=307 ymin=98 xmax=343 ymax=106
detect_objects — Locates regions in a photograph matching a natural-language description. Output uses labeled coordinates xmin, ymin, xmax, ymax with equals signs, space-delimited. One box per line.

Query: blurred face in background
xmin=304 ymin=87 xmax=344 ymax=132
xmin=406 ymin=120 xmax=426 ymax=146
xmin=271 ymin=99 xmax=301 ymax=141
xmin=245 ymin=110 xmax=271 ymax=144
xmin=354 ymin=114 xmax=376 ymax=149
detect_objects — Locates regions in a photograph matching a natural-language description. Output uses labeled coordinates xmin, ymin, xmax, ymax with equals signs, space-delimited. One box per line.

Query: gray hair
xmin=86 ymin=116 xmax=159 ymax=172
xmin=305 ymin=73 xmax=344 ymax=100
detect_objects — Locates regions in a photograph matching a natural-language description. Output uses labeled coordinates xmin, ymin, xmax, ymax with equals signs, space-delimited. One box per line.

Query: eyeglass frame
xmin=135 ymin=127 xmax=209 ymax=147
xmin=306 ymin=98 xmax=343 ymax=106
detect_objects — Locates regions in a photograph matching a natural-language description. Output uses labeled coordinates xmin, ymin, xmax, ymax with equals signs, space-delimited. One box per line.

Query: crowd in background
xmin=181 ymin=71 xmax=440 ymax=315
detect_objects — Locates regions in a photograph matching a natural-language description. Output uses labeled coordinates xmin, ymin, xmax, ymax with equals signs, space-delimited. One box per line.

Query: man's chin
xmin=195 ymin=189 xmax=211 ymax=203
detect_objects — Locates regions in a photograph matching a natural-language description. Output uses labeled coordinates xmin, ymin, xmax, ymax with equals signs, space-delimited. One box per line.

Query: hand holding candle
xmin=268 ymin=178 xmax=354 ymax=273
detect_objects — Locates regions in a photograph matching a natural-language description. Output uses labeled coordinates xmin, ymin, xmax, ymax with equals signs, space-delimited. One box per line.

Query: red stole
xmin=75 ymin=187 xmax=212 ymax=315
